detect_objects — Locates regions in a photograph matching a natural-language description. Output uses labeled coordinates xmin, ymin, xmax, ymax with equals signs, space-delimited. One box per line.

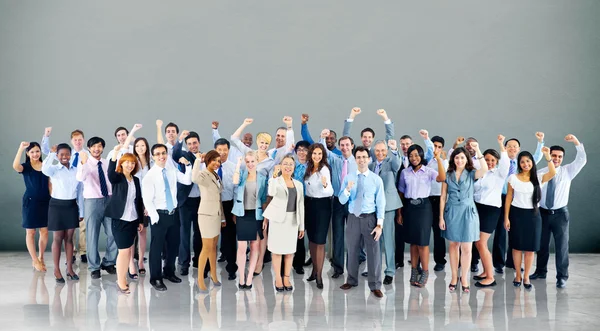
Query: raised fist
xmin=350 ymin=107 xmax=361 ymax=118
xmin=497 ymin=134 xmax=505 ymax=144
xmin=301 ymin=114 xmax=309 ymax=124
xmin=156 ymin=119 xmax=163 ymax=127
xmin=387 ymin=139 xmax=397 ymax=150
xmin=320 ymin=129 xmax=330 ymax=139
xmin=565 ymin=134 xmax=577 ymax=143
xmin=419 ymin=129 xmax=429 ymax=140
xmin=195 ymin=153 xmax=204 ymax=162
xmin=273 ymin=165 xmax=282 ymax=177
xmin=376 ymin=109 xmax=387 ymax=117
xmin=346 ymin=180 xmax=355 ymax=191
xmin=283 ymin=116 xmax=293 ymax=126
xmin=113 ymin=144 xmax=123 ymax=152
xmin=541 ymin=146 xmax=550 ymax=156
xmin=20 ymin=141 xmax=30 ymax=149
xmin=321 ymin=175 xmax=327 ymax=186
xmin=179 ymin=130 xmax=190 ymax=141
xmin=44 ymin=127 xmax=52 ymax=137
xmin=50 ymin=145 xmax=57 ymax=153
xmin=131 ymin=123 xmax=142 ymax=133
xmin=470 ymin=141 xmax=479 ymax=150
xmin=244 ymin=118 xmax=253 ymax=125
xmin=212 ymin=121 xmax=219 ymax=129
xmin=455 ymin=136 xmax=465 ymax=145
xmin=536 ymin=132 xmax=545 ymax=143
xmin=178 ymin=157 xmax=190 ymax=166
xmin=80 ymin=152 xmax=88 ymax=164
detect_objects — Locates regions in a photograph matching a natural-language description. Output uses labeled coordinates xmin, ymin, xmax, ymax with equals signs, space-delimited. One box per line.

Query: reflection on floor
xmin=1 ymin=252 xmax=598 ymax=331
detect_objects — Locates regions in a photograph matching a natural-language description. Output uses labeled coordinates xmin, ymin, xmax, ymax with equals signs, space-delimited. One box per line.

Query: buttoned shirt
xmin=212 ymin=129 xmax=244 ymax=162
xmin=142 ymin=164 xmax=192 ymax=224
xmin=219 ymin=160 xmax=236 ymax=201
xmin=427 ymin=156 xmax=449 ymax=196
xmin=339 ymin=170 xmax=386 ymax=225
xmin=320 ymin=138 xmax=358 ymax=196
xmin=42 ymin=153 xmax=80 ymax=201
xmin=304 ymin=166 xmax=334 ymax=198
xmin=76 ymin=157 xmax=113 ymax=199
xmin=538 ymin=144 xmax=586 ymax=209
xmin=474 ymin=151 xmax=510 ymax=207
xmin=398 ymin=166 xmax=438 ymax=199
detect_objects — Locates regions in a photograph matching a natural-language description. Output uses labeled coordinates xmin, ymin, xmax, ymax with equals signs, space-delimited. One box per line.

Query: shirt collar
xmin=356 ymin=169 xmax=370 ymax=177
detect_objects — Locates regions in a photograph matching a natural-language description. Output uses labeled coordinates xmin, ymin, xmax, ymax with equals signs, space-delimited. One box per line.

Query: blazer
xmin=104 ymin=159 xmax=144 ymax=224
xmin=172 ymin=140 xmax=196 ymax=206
xmin=369 ymin=152 xmax=403 ymax=211
xmin=232 ymin=169 xmax=268 ymax=220
xmin=192 ymin=160 xmax=224 ymax=218
xmin=263 ymin=176 xmax=304 ymax=231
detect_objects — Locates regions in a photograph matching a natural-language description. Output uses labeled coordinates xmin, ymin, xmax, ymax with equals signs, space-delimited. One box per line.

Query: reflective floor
xmin=1 ymin=252 xmax=598 ymax=331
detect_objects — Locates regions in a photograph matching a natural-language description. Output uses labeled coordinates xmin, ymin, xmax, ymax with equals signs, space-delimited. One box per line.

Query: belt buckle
xmin=548 ymin=209 xmax=555 ymax=215
xmin=410 ymin=198 xmax=422 ymax=206
xmin=169 ymin=209 xmax=176 ymax=215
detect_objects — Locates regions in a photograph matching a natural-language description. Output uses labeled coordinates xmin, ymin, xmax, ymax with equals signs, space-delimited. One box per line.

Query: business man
xmin=300 ymin=113 xmax=342 ymax=155
xmin=342 ymin=108 xmax=395 ymax=161
xmin=428 ymin=135 xmax=449 ymax=272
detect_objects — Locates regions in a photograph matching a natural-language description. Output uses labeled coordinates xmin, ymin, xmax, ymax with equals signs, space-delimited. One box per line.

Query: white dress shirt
xmin=120 ymin=179 xmax=138 ymax=222
xmin=508 ymin=174 xmax=544 ymax=209
xmin=212 ymin=129 xmax=243 ymax=162
xmin=538 ymin=144 xmax=586 ymax=209
xmin=42 ymin=153 xmax=80 ymax=200
xmin=142 ymin=164 xmax=192 ymax=224
xmin=304 ymin=166 xmax=334 ymax=198
xmin=474 ymin=151 xmax=510 ymax=207
xmin=427 ymin=157 xmax=449 ymax=196
xmin=219 ymin=160 xmax=236 ymax=201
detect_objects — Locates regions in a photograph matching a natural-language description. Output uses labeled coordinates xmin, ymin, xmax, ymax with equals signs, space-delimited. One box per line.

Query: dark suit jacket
xmin=104 ymin=159 xmax=144 ymax=224
xmin=172 ymin=140 xmax=196 ymax=206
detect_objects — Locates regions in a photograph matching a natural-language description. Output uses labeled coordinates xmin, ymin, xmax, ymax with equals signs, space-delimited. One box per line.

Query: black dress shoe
xmin=332 ymin=271 xmax=343 ymax=279
xmin=523 ymin=282 xmax=533 ymax=290
xmin=530 ymin=272 xmax=546 ymax=280
xmin=91 ymin=270 xmax=101 ymax=279
xmin=238 ymin=283 xmax=247 ymax=289
xmin=72 ymin=256 xmax=76 ymax=264
xmin=80 ymin=254 xmax=88 ymax=263
xmin=494 ymin=267 xmax=504 ymax=274
xmin=253 ymin=272 xmax=261 ymax=277
xmin=395 ymin=262 xmax=404 ymax=269
xmin=513 ymin=279 xmax=522 ymax=287
xmin=218 ymin=255 xmax=226 ymax=263
xmin=557 ymin=279 xmax=567 ymax=288
xmin=101 ymin=265 xmax=117 ymax=275
xmin=316 ymin=280 xmax=324 ymax=289
xmin=474 ymin=280 xmax=497 ymax=288
xmin=180 ymin=267 xmax=189 ymax=276
xmin=150 ymin=279 xmax=167 ymax=291
xmin=228 ymin=273 xmax=236 ymax=281
xmin=473 ymin=275 xmax=486 ymax=281
xmin=307 ymin=274 xmax=317 ymax=282
xmin=361 ymin=271 xmax=368 ymax=277
xmin=383 ymin=276 xmax=393 ymax=285
xmin=164 ymin=275 xmax=182 ymax=283
xmin=304 ymin=258 xmax=312 ymax=266
xmin=295 ymin=267 xmax=305 ymax=275
xmin=470 ymin=264 xmax=479 ymax=273
xmin=434 ymin=264 xmax=445 ymax=271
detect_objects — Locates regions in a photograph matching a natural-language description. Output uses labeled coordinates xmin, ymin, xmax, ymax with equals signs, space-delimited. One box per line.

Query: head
xmin=325 ymin=130 xmax=337 ymax=150
xmin=244 ymin=151 xmax=258 ymax=171
xmin=25 ymin=142 xmax=42 ymax=163
xmin=165 ymin=122 xmax=179 ymax=143
xmin=242 ymin=133 xmax=253 ymax=147
xmin=133 ymin=137 xmax=150 ymax=162
xmin=406 ymin=144 xmax=426 ymax=169
xmin=305 ymin=143 xmax=331 ymax=181
xmin=275 ymin=127 xmax=287 ymax=148
xmin=86 ymin=137 xmax=106 ymax=160
xmin=353 ymin=146 xmax=371 ymax=171
xmin=360 ymin=128 xmax=375 ymax=148
xmin=400 ymin=135 xmax=413 ymax=156
xmin=151 ymin=144 xmax=168 ymax=167
xmin=114 ymin=126 xmax=129 ymax=144
xmin=448 ymin=147 xmax=474 ymax=172
xmin=214 ymin=138 xmax=230 ymax=163
xmin=549 ymin=146 xmax=566 ymax=168
xmin=294 ymin=140 xmax=310 ymax=163
xmin=505 ymin=138 xmax=521 ymax=160
xmin=184 ymin=131 xmax=200 ymax=154
xmin=338 ymin=136 xmax=355 ymax=158
xmin=56 ymin=143 xmax=72 ymax=167
xmin=465 ymin=137 xmax=478 ymax=157
xmin=431 ymin=136 xmax=445 ymax=156
xmin=116 ymin=153 xmax=139 ymax=176
xmin=280 ymin=155 xmax=296 ymax=177
xmin=256 ymin=132 xmax=271 ymax=152
xmin=517 ymin=151 xmax=541 ymax=211
xmin=204 ymin=150 xmax=222 ymax=172
xmin=70 ymin=130 xmax=85 ymax=151
xmin=374 ymin=140 xmax=388 ymax=162
xmin=483 ymin=149 xmax=501 ymax=169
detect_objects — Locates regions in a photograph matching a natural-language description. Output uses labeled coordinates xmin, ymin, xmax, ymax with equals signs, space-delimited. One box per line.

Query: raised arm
xmin=41 ymin=147 xmax=59 ymax=177
xmin=563 ymin=134 xmax=587 ymax=179
xmin=434 ymin=151 xmax=446 ymax=182
xmin=41 ymin=127 xmax=52 ymax=155
xmin=343 ymin=107 xmax=361 ymax=137
xmin=121 ymin=124 xmax=142 ymax=153
xmin=540 ymin=147 xmax=556 ymax=183
xmin=171 ymin=132 xmax=188 ymax=162
xmin=497 ymin=135 xmax=510 ymax=178
xmin=212 ymin=121 xmax=221 ymax=144
xmin=377 ymin=109 xmax=395 ymax=140
xmin=338 ymin=177 xmax=353 ymax=205
xmin=420 ymin=129 xmax=434 ymax=162
xmin=156 ymin=119 xmax=165 ymax=145
xmin=319 ymin=129 xmax=341 ymax=163
xmin=471 ymin=141 xmax=488 ymax=179
xmin=232 ymin=156 xmax=243 ymax=185
xmin=176 ymin=158 xmax=192 ymax=185
xmin=230 ymin=118 xmax=254 ymax=154
xmin=533 ymin=132 xmax=545 ymax=164
xmin=300 ymin=114 xmax=315 ymax=144
xmin=75 ymin=151 xmax=90 ymax=182
xmin=12 ymin=142 xmax=29 ymax=173
xmin=388 ymin=140 xmax=401 ymax=172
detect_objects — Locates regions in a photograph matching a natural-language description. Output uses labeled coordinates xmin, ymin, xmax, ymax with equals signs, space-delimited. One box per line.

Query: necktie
xmin=375 ymin=162 xmax=382 ymax=175
xmin=162 ymin=168 xmax=175 ymax=212
xmin=403 ymin=156 xmax=408 ymax=169
xmin=217 ymin=165 xmax=223 ymax=180
xmin=353 ymin=174 xmax=364 ymax=217
xmin=72 ymin=152 xmax=79 ymax=168
xmin=98 ymin=161 xmax=109 ymax=197
xmin=341 ymin=159 xmax=348 ymax=185
xmin=272 ymin=149 xmax=277 ymax=160
xmin=509 ymin=159 xmax=517 ymax=176
xmin=545 ymin=177 xmax=556 ymax=209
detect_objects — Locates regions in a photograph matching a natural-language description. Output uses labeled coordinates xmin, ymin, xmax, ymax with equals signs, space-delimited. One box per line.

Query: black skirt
xmin=305 ymin=196 xmax=332 ymax=245
xmin=236 ymin=210 xmax=263 ymax=241
xmin=476 ymin=202 xmax=501 ymax=234
xmin=509 ymin=206 xmax=542 ymax=252
xmin=22 ymin=195 xmax=49 ymax=229
xmin=112 ymin=218 xmax=138 ymax=249
xmin=47 ymin=198 xmax=79 ymax=231
xmin=404 ymin=198 xmax=433 ymax=246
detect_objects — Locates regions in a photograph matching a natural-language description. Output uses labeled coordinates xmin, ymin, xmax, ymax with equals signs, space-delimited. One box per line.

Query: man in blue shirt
xmin=338 ymin=146 xmax=386 ymax=298
xmin=300 ymin=113 xmax=342 ymax=155
xmin=291 ymin=140 xmax=310 ymax=274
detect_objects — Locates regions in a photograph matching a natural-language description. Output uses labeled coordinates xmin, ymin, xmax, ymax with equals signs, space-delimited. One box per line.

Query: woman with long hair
xmin=13 ymin=141 xmax=50 ymax=272
xmin=303 ymin=143 xmax=333 ymax=289
xmin=504 ymin=148 xmax=555 ymax=289
xmin=133 ymin=137 xmax=151 ymax=274
xmin=439 ymin=143 xmax=488 ymax=293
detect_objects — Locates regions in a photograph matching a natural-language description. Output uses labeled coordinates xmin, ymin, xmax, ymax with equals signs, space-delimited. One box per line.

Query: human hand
xmin=504 ymin=219 xmax=510 ymax=231
xmin=455 ymin=136 xmax=465 ymax=146
xmin=298 ymin=231 xmax=305 ymax=239
xmin=321 ymin=175 xmax=327 ymax=187
xmin=388 ymin=139 xmax=397 ymax=151
xmin=114 ymin=144 xmax=123 ymax=152
xmin=179 ymin=130 xmax=190 ymax=142
xmin=541 ymin=146 xmax=551 ymax=158
xmin=346 ymin=181 xmax=355 ymax=191
xmin=301 ymin=114 xmax=309 ymax=124
xmin=565 ymin=134 xmax=579 ymax=145
xmin=156 ymin=119 xmax=163 ymax=127
xmin=350 ymin=107 xmax=361 ymax=118
xmin=376 ymin=109 xmax=388 ymax=121
xmin=536 ymin=132 xmax=545 ymax=143
xmin=396 ymin=212 xmax=403 ymax=225
xmin=320 ymin=129 xmax=330 ymax=139
xmin=19 ymin=141 xmax=30 ymax=150
xmin=44 ymin=127 xmax=52 ymax=137
xmin=283 ymin=116 xmax=293 ymax=127
xmin=419 ymin=129 xmax=429 ymax=140
xmin=439 ymin=219 xmax=446 ymax=230
xmin=80 ymin=152 xmax=88 ymax=164
xmin=371 ymin=226 xmax=382 ymax=241
xmin=131 ymin=123 xmax=143 ymax=133
xmin=244 ymin=118 xmax=253 ymax=125
xmin=50 ymin=145 xmax=57 ymax=153
xmin=497 ymin=134 xmax=505 ymax=145
xmin=212 ymin=121 xmax=219 ymax=129
xmin=179 ymin=157 xmax=190 ymax=166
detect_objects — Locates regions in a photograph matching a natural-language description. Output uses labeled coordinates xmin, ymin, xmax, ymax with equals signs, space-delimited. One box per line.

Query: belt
xmin=540 ymin=206 xmax=568 ymax=215
xmin=157 ymin=209 xmax=177 ymax=215
xmin=407 ymin=198 xmax=426 ymax=205
xmin=353 ymin=212 xmax=375 ymax=218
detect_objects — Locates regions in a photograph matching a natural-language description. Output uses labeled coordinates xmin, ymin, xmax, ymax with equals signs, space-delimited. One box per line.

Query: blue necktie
xmin=72 ymin=152 xmax=79 ymax=168
xmin=98 ymin=161 xmax=109 ymax=197
xmin=217 ymin=165 xmax=223 ymax=180
xmin=353 ymin=174 xmax=364 ymax=217
xmin=272 ymin=149 xmax=277 ymax=160
xmin=375 ymin=162 xmax=382 ymax=175
xmin=162 ymin=168 xmax=174 ymax=212
xmin=545 ymin=178 xmax=556 ymax=209
xmin=509 ymin=159 xmax=517 ymax=176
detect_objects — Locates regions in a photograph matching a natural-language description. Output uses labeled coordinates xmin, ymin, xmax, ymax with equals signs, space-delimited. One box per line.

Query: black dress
xmin=19 ymin=163 xmax=50 ymax=229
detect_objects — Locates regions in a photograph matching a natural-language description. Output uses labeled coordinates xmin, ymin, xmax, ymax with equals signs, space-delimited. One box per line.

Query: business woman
xmin=133 ymin=137 xmax=151 ymax=274
xmin=303 ymin=143 xmax=333 ymax=289
xmin=504 ymin=148 xmax=555 ymax=289
xmin=263 ymin=155 xmax=305 ymax=292
xmin=106 ymin=146 xmax=145 ymax=293
xmin=232 ymin=151 xmax=268 ymax=289
xmin=13 ymin=141 xmax=50 ymax=272
xmin=193 ymin=150 xmax=225 ymax=292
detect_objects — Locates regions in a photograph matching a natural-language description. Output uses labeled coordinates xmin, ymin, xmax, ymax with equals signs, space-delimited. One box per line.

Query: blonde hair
xmin=245 ymin=150 xmax=257 ymax=160
xmin=256 ymin=132 xmax=272 ymax=145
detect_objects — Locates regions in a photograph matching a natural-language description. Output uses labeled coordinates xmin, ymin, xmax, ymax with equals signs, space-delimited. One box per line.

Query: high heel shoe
xmin=117 ymin=284 xmax=131 ymax=294
xmin=56 ymin=277 xmax=65 ymax=284
xmin=523 ymin=282 xmax=533 ymax=290
xmin=448 ymin=283 xmax=457 ymax=293
xmin=275 ymin=282 xmax=285 ymax=292
xmin=513 ymin=278 xmax=522 ymax=287
xmin=128 ymin=271 xmax=139 ymax=280
xmin=66 ymin=270 xmax=79 ymax=281
xmin=238 ymin=283 xmax=247 ymax=289
xmin=316 ymin=278 xmax=324 ymax=289
xmin=307 ymin=274 xmax=317 ymax=282
xmin=283 ymin=275 xmax=293 ymax=291
xmin=211 ymin=278 xmax=222 ymax=286
xmin=462 ymin=284 xmax=470 ymax=293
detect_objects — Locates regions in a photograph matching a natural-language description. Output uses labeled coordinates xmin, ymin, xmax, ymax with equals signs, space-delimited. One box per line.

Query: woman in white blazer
xmin=263 ymin=155 xmax=305 ymax=292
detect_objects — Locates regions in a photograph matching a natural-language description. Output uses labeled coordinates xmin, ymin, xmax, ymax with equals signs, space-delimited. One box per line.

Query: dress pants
xmin=493 ymin=194 xmax=514 ymax=269
xmin=84 ymin=197 xmax=117 ymax=272
xmin=177 ymin=197 xmax=201 ymax=269
xmin=346 ymin=213 xmax=381 ymax=290
xmin=380 ymin=210 xmax=397 ymax=277
xmin=220 ymin=200 xmax=238 ymax=275
xmin=149 ymin=210 xmax=180 ymax=281
xmin=535 ymin=208 xmax=570 ymax=280
xmin=395 ymin=209 xmax=406 ymax=265
xmin=429 ymin=196 xmax=447 ymax=266
xmin=331 ymin=197 xmax=349 ymax=274
xmin=78 ymin=219 xmax=87 ymax=255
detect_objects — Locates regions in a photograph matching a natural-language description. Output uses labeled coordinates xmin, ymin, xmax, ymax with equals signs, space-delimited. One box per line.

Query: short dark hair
xmin=406 ymin=144 xmax=426 ymax=168
xmin=56 ymin=143 xmax=72 ymax=154
xmin=204 ymin=150 xmax=221 ymax=165
xmin=184 ymin=131 xmax=200 ymax=144
xmin=550 ymin=145 xmax=566 ymax=155
xmin=165 ymin=122 xmax=179 ymax=134
xmin=329 ymin=130 xmax=338 ymax=138
xmin=338 ymin=136 xmax=354 ymax=146
xmin=114 ymin=127 xmax=129 ymax=137
xmin=360 ymin=128 xmax=375 ymax=138
xmin=505 ymin=138 xmax=521 ymax=147
xmin=431 ymin=136 xmax=445 ymax=147
xmin=151 ymin=144 xmax=167 ymax=155
xmin=353 ymin=146 xmax=370 ymax=158
xmin=294 ymin=140 xmax=311 ymax=152
xmin=214 ymin=138 xmax=230 ymax=149
xmin=483 ymin=149 xmax=500 ymax=160
xmin=400 ymin=135 xmax=412 ymax=141
xmin=87 ymin=137 xmax=106 ymax=148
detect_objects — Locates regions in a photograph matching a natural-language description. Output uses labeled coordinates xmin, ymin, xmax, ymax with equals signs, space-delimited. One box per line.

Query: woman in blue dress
xmin=13 ymin=141 xmax=50 ymax=272
xmin=439 ymin=143 xmax=488 ymax=293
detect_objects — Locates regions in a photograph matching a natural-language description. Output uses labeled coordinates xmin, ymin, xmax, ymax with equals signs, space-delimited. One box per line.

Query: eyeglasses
xmin=153 ymin=152 xmax=167 ymax=156
xmin=281 ymin=163 xmax=295 ymax=167
xmin=355 ymin=156 xmax=370 ymax=160
xmin=296 ymin=148 xmax=308 ymax=153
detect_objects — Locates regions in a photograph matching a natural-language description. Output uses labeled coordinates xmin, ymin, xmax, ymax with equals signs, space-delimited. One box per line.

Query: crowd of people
xmin=12 ymin=108 xmax=586 ymax=298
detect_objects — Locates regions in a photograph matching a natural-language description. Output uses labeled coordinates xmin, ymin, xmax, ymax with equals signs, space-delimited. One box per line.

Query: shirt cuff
xmin=221 ymin=219 xmax=226 ymax=223
xmin=383 ymin=119 xmax=391 ymax=124
xmin=390 ymin=150 xmax=398 ymax=155
xmin=377 ymin=219 xmax=384 ymax=226
xmin=346 ymin=118 xmax=354 ymax=122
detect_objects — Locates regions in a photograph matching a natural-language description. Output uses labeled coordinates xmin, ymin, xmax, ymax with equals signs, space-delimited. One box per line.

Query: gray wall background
xmin=1 ymin=1 xmax=599 ymax=252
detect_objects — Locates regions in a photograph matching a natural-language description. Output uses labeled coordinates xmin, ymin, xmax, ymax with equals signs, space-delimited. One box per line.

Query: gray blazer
xmin=369 ymin=152 xmax=403 ymax=211
xmin=263 ymin=176 xmax=305 ymax=231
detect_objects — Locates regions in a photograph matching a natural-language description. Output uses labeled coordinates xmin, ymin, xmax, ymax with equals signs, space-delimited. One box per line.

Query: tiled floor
xmin=0 ymin=252 xmax=598 ymax=331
